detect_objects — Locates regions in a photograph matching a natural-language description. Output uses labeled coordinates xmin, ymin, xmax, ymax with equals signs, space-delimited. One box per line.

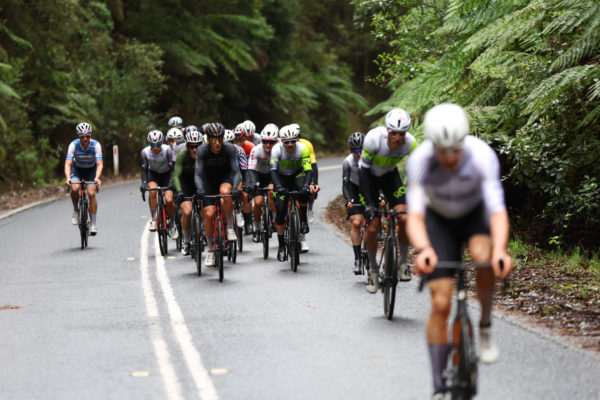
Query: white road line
xmin=153 ymin=235 xmax=219 ymax=400
xmin=319 ymin=164 xmax=342 ymax=171
xmin=140 ymin=226 xmax=184 ymax=400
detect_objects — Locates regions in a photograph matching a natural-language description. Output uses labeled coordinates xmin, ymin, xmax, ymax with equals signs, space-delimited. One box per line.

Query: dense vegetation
xmin=1 ymin=0 xmax=598 ymax=251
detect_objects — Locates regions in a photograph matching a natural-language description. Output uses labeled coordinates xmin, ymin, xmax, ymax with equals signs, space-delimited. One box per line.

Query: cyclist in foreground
xmin=294 ymin=123 xmax=319 ymax=250
xmin=359 ymin=108 xmax=417 ymax=293
xmin=173 ymin=127 xmax=204 ymax=256
xmin=195 ymin=123 xmax=241 ymax=267
xmin=140 ymin=130 xmax=176 ymax=237
xmin=247 ymin=123 xmax=278 ymax=242
xmin=64 ymin=122 xmax=103 ymax=235
xmin=270 ymin=125 xmax=312 ymax=262
xmin=342 ymin=132 xmax=365 ymax=274
xmin=405 ymin=103 xmax=513 ymax=400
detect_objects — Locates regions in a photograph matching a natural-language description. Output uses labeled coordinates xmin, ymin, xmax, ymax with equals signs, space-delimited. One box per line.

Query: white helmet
xmin=168 ymin=116 xmax=183 ymax=127
xmin=224 ymin=129 xmax=235 ymax=142
xmin=260 ymin=123 xmax=279 ymax=141
xmin=288 ymin=123 xmax=301 ymax=137
xmin=166 ymin=127 xmax=183 ymax=140
xmin=147 ymin=130 xmax=164 ymax=146
xmin=76 ymin=122 xmax=93 ymax=136
xmin=385 ymin=108 xmax=411 ymax=132
xmin=185 ymin=127 xmax=204 ymax=144
xmin=423 ymin=103 xmax=469 ymax=148
xmin=242 ymin=120 xmax=256 ymax=135
xmin=279 ymin=124 xmax=299 ymax=140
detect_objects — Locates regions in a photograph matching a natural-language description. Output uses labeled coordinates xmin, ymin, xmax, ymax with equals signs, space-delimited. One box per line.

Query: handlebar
xmin=141 ymin=186 xmax=171 ymax=202
xmin=418 ymin=259 xmax=507 ymax=292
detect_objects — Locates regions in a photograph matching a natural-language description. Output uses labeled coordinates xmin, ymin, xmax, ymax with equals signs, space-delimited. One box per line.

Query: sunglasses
xmin=388 ymin=130 xmax=407 ymax=137
xmin=79 ymin=135 xmax=91 ymax=139
xmin=262 ymin=140 xmax=276 ymax=145
xmin=351 ymin=148 xmax=362 ymax=154
xmin=187 ymin=144 xmax=200 ymax=150
xmin=282 ymin=140 xmax=296 ymax=146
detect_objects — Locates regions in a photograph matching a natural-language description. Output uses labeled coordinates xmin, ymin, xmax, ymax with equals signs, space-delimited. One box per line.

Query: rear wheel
xmin=383 ymin=236 xmax=397 ymax=320
xmin=193 ymin=212 xmax=202 ymax=276
xmin=216 ymin=219 xmax=224 ymax=282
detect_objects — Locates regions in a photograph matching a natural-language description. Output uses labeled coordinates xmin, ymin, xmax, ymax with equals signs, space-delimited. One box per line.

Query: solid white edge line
xmin=154 ymin=235 xmax=219 ymax=400
xmin=141 ymin=224 xmax=184 ymax=400
xmin=319 ymin=164 xmax=342 ymax=171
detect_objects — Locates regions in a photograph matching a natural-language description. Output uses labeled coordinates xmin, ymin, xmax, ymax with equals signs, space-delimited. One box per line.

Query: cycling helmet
xmin=168 ymin=116 xmax=183 ymax=127
xmin=242 ymin=120 xmax=256 ymax=136
xmin=423 ymin=103 xmax=469 ymax=148
xmin=279 ymin=124 xmax=299 ymax=140
xmin=185 ymin=127 xmax=204 ymax=144
xmin=385 ymin=108 xmax=411 ymax=132
xmin=347 ymin=132 xmax=365 ymax=149
xmin=76 ymin=122 xmax=93 ymax=136
xmin=184 ymin=125 xmax=199 ymax=136
xmin=288 ymin=123 xmax=301 ymax=137
xmin=147 ymin=130 xmax=164 ymax=146
xmin=166 ymin=127 xmax=183 ymax=140
xmin=224 ymin=129 xmax=235 ymax=142
xmin=233 ymin=126 xmax=245 ymax=140
xmin=260 ymin=123 xmax=279 ymax=141
xmin=205 ymin=122 xmax=225 ymax=138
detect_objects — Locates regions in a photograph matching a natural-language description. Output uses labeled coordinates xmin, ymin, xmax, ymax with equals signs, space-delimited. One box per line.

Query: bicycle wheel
xmin=157 ymin=201 xmax=168 ymax=256
xmin=216 ymin=218 xmax=224 ymax=282
xmin=79 ymin=199 xmax=89 ymax=249
xmin=236 ymin=222 xmax=243 ymax=253
xmin=231 ymin=239 xmax=237 ymax=264
xmin=449 ymin=317 xmax=477 ymax=400
xmin=175 ymin=206 xmax=183 ymax=251
xmin=289 ymin=209 xmax=300 ymax=272
xmin=383 ymin=235 xmax=397 ymax=320
xmin=193 ymin=212 xmax=202 ymax=276
xmin=262 ymin=207 xmax=269 ymax=259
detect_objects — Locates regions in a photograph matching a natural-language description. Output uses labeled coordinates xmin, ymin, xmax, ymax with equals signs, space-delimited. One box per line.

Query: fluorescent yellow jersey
xmin=299 ymin=138 xmax=317 ymax=164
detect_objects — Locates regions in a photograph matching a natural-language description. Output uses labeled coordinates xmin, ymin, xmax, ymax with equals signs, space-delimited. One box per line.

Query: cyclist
xmin=64 ymin=122 xmax=103 ymax=235
xmin=168 ymin=116 xmax=184 ymax=131
xmin=359 ymin=108 xmax=418 ymax=293
xmin=166 ymin=127 xmax=183 ymax=149
xmin=292 ymin=123 xmax=319 ymax=251
xmin=405 ymin=103 xmax=513 ymax=399
xmin=173 ymin=126 xmax=204 ymax=256
xmin=247 ymin=123 xmax=278 ymax=243
xmin=343 ymin=132 xmax=366 ymax=274
xmin=242 ymin=120 xmax=261 ymax=145
xmin=140 ymin=130 xmax=176 ymax=238
xmin=270 ymin=125 xmax=312 ymax=262
xmin=195 ymin=123 xmax=242 ymax=267
xmin=232 ymin=126 xmax=255 ymax=234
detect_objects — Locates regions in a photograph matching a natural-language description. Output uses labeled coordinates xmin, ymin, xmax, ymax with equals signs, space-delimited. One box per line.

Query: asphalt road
xmin=1 ymin=157 xmax=599 ymax=399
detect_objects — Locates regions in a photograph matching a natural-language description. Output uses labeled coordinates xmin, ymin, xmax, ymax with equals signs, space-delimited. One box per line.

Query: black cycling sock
xmin=300 ymin=205 xmax=308 ymax=223
xmin=278 ymin=234 xmax=285 ymax=247
xmin=353 ymin=245 xmax=361 ymax=260
xmin=243 ymin=212 xmax=252 ymax=226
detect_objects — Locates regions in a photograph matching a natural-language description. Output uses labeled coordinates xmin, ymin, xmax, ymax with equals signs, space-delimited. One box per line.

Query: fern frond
xmin=576 ymin=103 xmax=600 ymax=129
xmin=550 ymin=12 xmax=600 ymax=71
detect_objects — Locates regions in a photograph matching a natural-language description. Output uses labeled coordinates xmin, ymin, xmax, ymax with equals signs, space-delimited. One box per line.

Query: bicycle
xmin=185 ymin=195 xmax=205 ymax=276
xmin=233 ymin=195 xmax=244 ymax=255
xmin=69 ymin=180 xmax=96 ymax=249
xmin=142 ymin=186 xmax=171 ymax=256
xmin=374 ymin=208 xmax=406 ymax=320
xmin=203 ymin=194 xmax=235 ymax=282
xmin=418 ymin=261 xmax=505 ymax=400
xmin=174 ymin=202 xmax=183 ymax=251
xmin=256 ymin=187 xmax=274 ymax=260
xmin=283 ymin=190 xmax=302 ymax=273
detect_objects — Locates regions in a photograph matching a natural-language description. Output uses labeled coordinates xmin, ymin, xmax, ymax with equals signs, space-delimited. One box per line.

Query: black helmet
xmin=205 ymin=122 xmax=225 ymax=138
xmin=347 ymin=132 xmax=364 ymax=149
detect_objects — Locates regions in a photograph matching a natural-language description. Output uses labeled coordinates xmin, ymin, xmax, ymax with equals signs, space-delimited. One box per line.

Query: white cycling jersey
xmin=359 ymin=126 xmax=417 ymax=177
xmin=406 ymin=136 xmax=506 ymax=219
xmin=141 ymin=145 xmax=173 ymax=174
xmin=248 ymin=144 xmax=271 ymax=175
xmin=342 ymin=154 xmax=360 ymax=186
xmin=270 ymin=141 xmax=312 ymax=176
xmin=66 ymin=139 xmax=103 ymax=168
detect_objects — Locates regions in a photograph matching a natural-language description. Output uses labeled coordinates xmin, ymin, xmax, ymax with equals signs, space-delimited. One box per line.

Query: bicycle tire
xmin=193 ymin=212 xmax=202 ymax=276
xmin=449 ymin=317 xmax=477 ymax=400
xmin=289 ymin=209 xmax=299 ymax=272
xmin=157 ymin=201 xmax=168 ymax=256
xmin=175 ymin=206 xmax=183 ymax=251
xmin=236 ymin=222 xmax=243 ymax=253
xmin=262 ymin=204 xmax=269 ymax=259
xmin=79 ymin=199 xmax=88 ymax=249
xmin=231 ymin=239 xmax=237 ymax=264
xmin=383 ymin=235 xmax=397 ymax=320
xmin=216 ymin=218 xmax=224 ymax=282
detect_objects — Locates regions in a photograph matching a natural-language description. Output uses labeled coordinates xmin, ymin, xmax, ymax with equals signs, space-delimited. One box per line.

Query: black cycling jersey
xmin=194 ymin=142 xmax=241 ymax=194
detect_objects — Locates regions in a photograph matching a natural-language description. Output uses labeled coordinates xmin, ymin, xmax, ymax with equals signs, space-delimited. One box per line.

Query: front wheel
xmin=448 ymin=318 xmax=477 ymax=400
xmin=79 ymin=199 xmax=89 ymax=249
xmin=289 ymin=210 xmax=300 ymax=273
xmin=175 ymin=206 xmax=183 ymax=251
xmin=193 ymin=212 xmax=202 ymax=276
xmin=382 ymin=236 xmax=397 ymax=320
xmin=157 ymin=203 xmax=168 ymax=256
xmin=216 ymin=219 xmax=224 ymax=282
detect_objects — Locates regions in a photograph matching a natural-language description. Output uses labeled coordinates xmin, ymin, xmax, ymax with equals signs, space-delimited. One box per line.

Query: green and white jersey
xmin=359 ymin=126 xmax=417 ymax=177
xmin=270 ymin=141 xmax=312 ymax=176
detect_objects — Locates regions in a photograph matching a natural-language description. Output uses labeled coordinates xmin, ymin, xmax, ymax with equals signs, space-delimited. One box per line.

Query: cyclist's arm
xmin=342 ymin=160 xmax=352 ymax=203
xmin=194 ymin=148 xmax=206 ymax=194
xmin=230 ymin=151 xmax=242 ymax=190
xmin=358 ymin=134 xmax=377 ymax=207
xmin=166 ymin=147 xmax=174 ymax=187
xmin=301 ymin=146 xmax=313 ymax=187
xmin=358 ymin=167 xmax=375 ymax=207
xmin=140 ymin=150 xmax=149 ymax=185
xmin=490 ymin=209 xmax=513 ymax=277
xmin=94 ymin=142 xmax=103 ymax=183
xmin=311 ymin=163 xmax=318 ymax=185
xmin=269 ymin=146 xmax=283 ymax=188
xmin=173 ymin=151 xmax=185 ymax=192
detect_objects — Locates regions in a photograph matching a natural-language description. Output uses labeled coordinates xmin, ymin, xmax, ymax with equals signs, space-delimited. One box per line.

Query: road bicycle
xmin=256 ymin=187 xmax=274 ymax=260
xmin=418 ymin=261 xmax=505 ymax=400
xmin=375 ymin=208 xmax=406 ymax=320
xmin=142 ymin=186 xmax=171 ymax=256
xmin=204 ymin=194 xmax=235 ymax=282
xmin=283 ymin=190 xmax=302 ymax=273
xmin=69 ymin=180 xmax=96 ymax=249
xmin=182 ymin=195 xmax=205 ymax=276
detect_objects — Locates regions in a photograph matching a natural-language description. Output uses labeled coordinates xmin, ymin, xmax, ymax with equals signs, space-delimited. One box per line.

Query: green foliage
xmin=366 ymin=0 xmax=600 ymax=250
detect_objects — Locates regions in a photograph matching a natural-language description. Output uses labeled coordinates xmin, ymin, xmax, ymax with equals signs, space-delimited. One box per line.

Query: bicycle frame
xmin=284 ymin=190 xmax=302 ymax=273
xmin=203 ymin=194 xmax=234 ymax=282
xmin=69 ymin=180 xmax=96 ymax=249
xmin=144 ymin=186 xmax=171 ymax=256
xmin=256 ymin=187 xmax=274 ymax=260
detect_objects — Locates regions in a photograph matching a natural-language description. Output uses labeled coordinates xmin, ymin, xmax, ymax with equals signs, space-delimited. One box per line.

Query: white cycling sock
xmin=90 ymin=213 xmax=97 ymax=225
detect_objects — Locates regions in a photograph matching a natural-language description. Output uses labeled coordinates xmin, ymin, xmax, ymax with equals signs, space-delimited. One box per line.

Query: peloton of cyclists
xmin=64 ymin=122 xmax=103 ymax=235
xmin=405 ymin=103 xmax=513 ymax=399
xmin=359 ymin=108 xmax=418 ymax=293
xmin=139 ymin=130 xmax=176 ymax=238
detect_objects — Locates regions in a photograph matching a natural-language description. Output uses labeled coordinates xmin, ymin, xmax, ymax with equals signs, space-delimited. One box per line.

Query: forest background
xmin=1 ymin=0 xmax=599 ymax=256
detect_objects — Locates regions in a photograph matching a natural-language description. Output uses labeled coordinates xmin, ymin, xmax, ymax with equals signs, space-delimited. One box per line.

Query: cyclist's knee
xmin=431 ymin=295 xmax=452 ymax=319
